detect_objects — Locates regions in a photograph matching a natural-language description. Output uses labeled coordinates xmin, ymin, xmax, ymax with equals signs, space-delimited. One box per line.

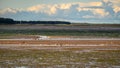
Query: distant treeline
xmin=0 ymin=18 xmax=71 ymax=24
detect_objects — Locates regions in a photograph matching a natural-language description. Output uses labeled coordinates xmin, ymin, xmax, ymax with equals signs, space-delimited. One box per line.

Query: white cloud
xmin=102 ymin=0 xmax=120 ymax=13
xmin=93 ymin=9 xmax=109 ymax=17
xmin=27 ymin=4 xmax=58 ymax=15
xmin=26 ymin=2 xmax=102 ymax=15
xmin=27 ymin=4 xmax=45 ymax=12
xmin=110 ymin=0 xmax=120 ymax=5
xmin=113 ymin=6 xmax=120 ymax=13
xmin=49 ymin=6 xmax=56 ymax=14
xmin=73 ymin=2 xmax=102 ymax=7
xmin=0 ymin=0 xmax=120 ymax=23
xmin=77 ymin=8 xmax=90 ymax=11
xmin=0 ymin=8 xmax=18 ymax=14
xmin=112 ymin=0 xmax=120 ymax=13
xmin=82 ymin=15 xmax=95 ymax=18
xmin=59 ymin=3 xmax=72 ymax=9
xmin=103 ymin=0 xmax=109 ymax=3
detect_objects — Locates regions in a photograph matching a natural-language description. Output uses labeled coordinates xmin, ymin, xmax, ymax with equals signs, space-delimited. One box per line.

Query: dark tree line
xmin=0 ymin=18 xmax=71 ymax=24
xmin=0 ymin=18 xmax=14 ymax=24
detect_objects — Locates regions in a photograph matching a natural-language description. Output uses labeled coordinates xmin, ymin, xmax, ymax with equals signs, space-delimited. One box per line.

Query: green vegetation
xmin=0 ymin=48 xmax=120 ymax=68
xmin=0 ymin=29 xmax=120 ymax=38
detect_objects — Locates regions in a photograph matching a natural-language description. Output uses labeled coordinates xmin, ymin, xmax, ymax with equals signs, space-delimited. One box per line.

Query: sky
xmin=0 ymin=0 xmax=120 ymax=23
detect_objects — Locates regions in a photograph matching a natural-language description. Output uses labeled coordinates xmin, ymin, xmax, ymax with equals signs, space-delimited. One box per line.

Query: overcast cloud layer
xmin=0 ymin=0 xmax=120 ymax=23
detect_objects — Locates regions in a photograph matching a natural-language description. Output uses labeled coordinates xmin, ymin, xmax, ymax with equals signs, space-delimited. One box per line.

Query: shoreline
xmin=0 ymin=39 xmax=120 ymax=44
xmin=0 ymin=38 xmax=120 ymax=40
xmin=0 ymin=44 xmax=120 ymax=51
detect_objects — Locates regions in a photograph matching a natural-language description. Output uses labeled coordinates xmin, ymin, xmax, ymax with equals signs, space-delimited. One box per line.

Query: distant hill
xmin=0 ymin=18 xmax=71 ymax=25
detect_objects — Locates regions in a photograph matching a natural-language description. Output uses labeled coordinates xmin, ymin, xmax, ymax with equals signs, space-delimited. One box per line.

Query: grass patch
xmin=0 ymin=48 xmax=120 ymax=67
xmin=0 ymin=29 xmax=120 ymax=37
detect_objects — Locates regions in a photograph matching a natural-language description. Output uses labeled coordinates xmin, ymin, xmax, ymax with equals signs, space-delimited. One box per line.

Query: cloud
xmin=0 ymin=8 xmax=18 ymax=14
xmin=110 ymin=0 xmax=120 ymax=5
xmin=59 ymin=3 xmax=72 ymax=9
xmin=82 ymin=2 xmax=102 ymax=6
xmin=93 ymin=9 xmax=109 ymax=17
xmin=102 ymin=0 xmax=115 ymax=16
xmin=27 ymin=4 xmax=45 ymax=12
xmin=0 ymin=0 xmax=120 ymax=23
xmin=27 ymin=4 xmax=58 ymax=15
xmin=113 ymin=6 xmax=120 ymax=13
xmin=26 ymin=2 xmax=103 ymax=15
xmin=102 ymin=0 xmax=120 ymax=13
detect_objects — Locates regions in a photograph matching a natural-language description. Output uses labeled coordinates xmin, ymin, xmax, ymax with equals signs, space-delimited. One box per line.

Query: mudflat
xmin=0 ymin=39 xmax=120 ymax=45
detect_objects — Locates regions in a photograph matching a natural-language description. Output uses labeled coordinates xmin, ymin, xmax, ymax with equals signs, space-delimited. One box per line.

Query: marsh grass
xmin=0 ymin=29 xmax=120 ymax=37
xmin=0 ymin=47 xmax=120 ymax=68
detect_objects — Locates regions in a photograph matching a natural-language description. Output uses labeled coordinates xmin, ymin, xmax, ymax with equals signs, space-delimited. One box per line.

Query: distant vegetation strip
xmin=0 ymin=18 xmax=71 ymax=24
xmin=0 ymin=29 xmax=120 ymax=37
